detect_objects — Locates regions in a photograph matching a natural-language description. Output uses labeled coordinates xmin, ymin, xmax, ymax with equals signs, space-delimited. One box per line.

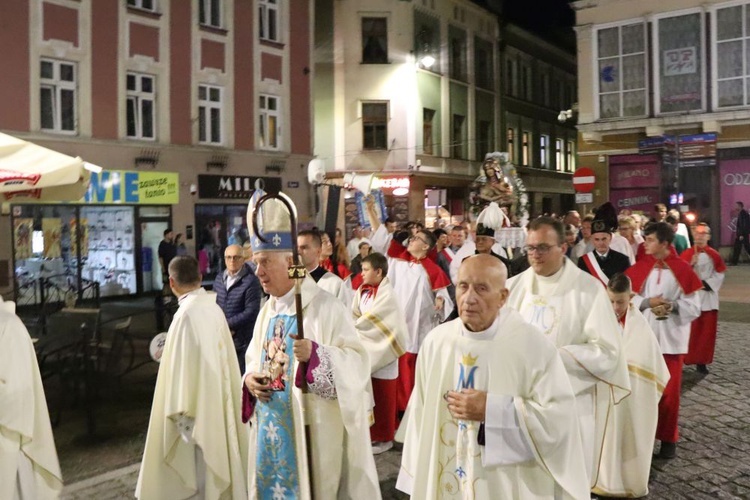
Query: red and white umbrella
xmin=0 ymin=132 xmax=100 ymax=202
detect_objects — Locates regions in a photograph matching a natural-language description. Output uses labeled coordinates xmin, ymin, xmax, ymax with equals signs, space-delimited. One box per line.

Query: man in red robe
xmin=680 ymin=223 xmax=726 ymax=374
xmin=625 ymin=222 xmax=702 ymax=459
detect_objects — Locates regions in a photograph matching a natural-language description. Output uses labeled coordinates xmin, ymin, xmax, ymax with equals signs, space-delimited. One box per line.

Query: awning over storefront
xmin=0 ymin=132 xmax=98 ymax=202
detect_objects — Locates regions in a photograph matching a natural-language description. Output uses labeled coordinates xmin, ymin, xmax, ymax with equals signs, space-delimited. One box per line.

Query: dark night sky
xmin=475 ymin=0 xmax=577 ymax=51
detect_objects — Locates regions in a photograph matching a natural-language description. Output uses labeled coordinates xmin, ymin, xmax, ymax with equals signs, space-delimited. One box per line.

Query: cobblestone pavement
xmin=61 ymin=318 xmax=750 ymax=499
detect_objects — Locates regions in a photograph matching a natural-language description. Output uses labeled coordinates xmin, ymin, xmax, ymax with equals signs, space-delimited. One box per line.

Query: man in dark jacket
xmin=213 ymin=244 xmax=262 ymax=373
xmin=732 ymin=201 xmax=750 ymax=265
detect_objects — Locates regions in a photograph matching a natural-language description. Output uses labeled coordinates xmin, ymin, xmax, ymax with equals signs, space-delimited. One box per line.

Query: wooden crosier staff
xmin=251 ymin=192 xmax=316 ymax=499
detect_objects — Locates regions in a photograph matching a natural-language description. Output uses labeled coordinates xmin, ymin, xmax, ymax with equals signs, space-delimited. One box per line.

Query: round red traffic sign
xmin=573 ymin=167 xmax=596 ymax=193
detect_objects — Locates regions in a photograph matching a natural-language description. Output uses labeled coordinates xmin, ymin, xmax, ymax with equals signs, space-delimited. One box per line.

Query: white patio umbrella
xmin=0 ymin=132 xmax=100 ymax=202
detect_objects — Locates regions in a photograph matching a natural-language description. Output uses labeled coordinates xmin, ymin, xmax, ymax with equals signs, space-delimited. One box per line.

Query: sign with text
xmin=610 ymin=188 xmax=661 ymax=215
xmin=719 ymin=160 xmax=750 ymax=246
xmin=197 ymin=174 xmax=283 ymax=199
xmin=609 ymin=158 xmax=660 ymax=189
xmin=679 ymin=133 xmax=717 ymax=160
xmin=664 ymin=47 xmax=697 ymax=76
xmin=85 ymin=171 xmax=179 ymax=204
xmin=575 ymin=192 xmax=593 ymax=204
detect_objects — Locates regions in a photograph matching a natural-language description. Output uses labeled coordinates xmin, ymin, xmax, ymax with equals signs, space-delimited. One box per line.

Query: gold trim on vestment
xmin=559 ymin=348 xmax=632 ymax=403
xmin=361 ymin=311 xmax=406 ymax=357
xmin=628 ymin=364 xmax=667 ymax=394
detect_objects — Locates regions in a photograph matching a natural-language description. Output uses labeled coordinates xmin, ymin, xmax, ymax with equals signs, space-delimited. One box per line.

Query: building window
xmin=522 ymin=131 xmax=530 ymax=166
xmin=541 ymin=72 xmax=550 ymax=107
xmin=40 ymin=59 xmax=77 ymax=133
xmin=477 ymin=120 xmax=492 ymax=157
xmin=259 ymin=94 xmax=280 ymax=150
xmin=597 ymin=23 xmax=647 ymax=118
xmin=362 ymin=17 xmax=388 ymax=64
xmin=540 ymin=135 xmax=549 ymax=168
xmin=127 ymin=0 xmax=156 ymax=11
xmin=555 ymin=139 xmax=563 ymax=171
xmin=657 ymin=13 xmax=703 ymax=113
xmin=423 ymin=108 xmax=435 ymax=155
xmin=567 ymin=140 xmax=576 ymax=172
xmin=506 ymin=58 xmax=516 ymax=96
xmin=451 ymin=114 xmax=465 ymax=159
xmin=126 ymin=73 xmax=155 ymax=140
xmin=362 ymin=102 xmax=388 ymax=150
xmin=474 ymin=37 xmax=493 ymax=89
xmin=259 ymin=0 xmax=279 ymax=42
xmin=506 ymin=128 xmax=515 ymax=163
xmin=520 ymin=62 xmax=532 ymax=100
xmin=449 ymin=26 xmax=467 ymax=81
xmin=199 ymin=0 xmax=222 ymax=28
xmin=715 ymin=4 xmax=750 ymax=108
xmin=198 ymin=84 xmax=222 ymax=144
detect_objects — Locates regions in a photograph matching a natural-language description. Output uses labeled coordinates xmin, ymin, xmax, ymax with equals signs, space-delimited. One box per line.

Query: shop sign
xmin=610 ymin=161 xmax=660 ymax=189
xmin=85 ymin=171 xmax=179 ymax=204
xmin=720 ymin=160 xmax=750 ymax=246
xmin=372 ymin=177 xmax=410 ymax=190
xmin=609 ymin=188 xmax=661 ymax=214
xmin=197 ymin=174 xmax=282 ymax=199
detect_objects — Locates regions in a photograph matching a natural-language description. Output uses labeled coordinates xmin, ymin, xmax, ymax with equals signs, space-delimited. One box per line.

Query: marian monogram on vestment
xmin=521 ymin=295 xmax=562 ymax=343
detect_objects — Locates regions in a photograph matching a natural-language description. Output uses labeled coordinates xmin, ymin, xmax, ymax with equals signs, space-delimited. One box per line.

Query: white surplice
xmin=611 ymin=233 xmax=636 ymax=264
xmin=316 ymin=271 xmax=354 ymax=307
xmin=244 ymin=277 xmax=381 ymax=500
xmin=352 ymin=277 xmax=408 ymax=374
xmin=136 ymin=288 xmax=248 ymax=500
xmin=592 ymin=306 xmax=669 ymax=498
xmin=0 ymin=299 xmax=62 ymax=500
xmin=629 ymin=268 xmax=701 ymax=354
xmin=506 ymin=261 xmax=631 ymax=483
xmin=448 ymin=241 xmax=477 ymax=284
xmin=397 ymin=308 xmax=590 ymax=500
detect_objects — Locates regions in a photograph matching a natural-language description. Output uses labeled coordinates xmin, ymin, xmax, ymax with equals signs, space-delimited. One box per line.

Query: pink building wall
xmin=0 ymin=0 xmax=30 ymax=131
xmin=92 ymin=0 xmax=119 ymax=139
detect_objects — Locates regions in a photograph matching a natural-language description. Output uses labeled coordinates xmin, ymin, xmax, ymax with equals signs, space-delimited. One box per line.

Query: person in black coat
xmin=577 ymin=218 xmax=631 ymax=283
xmin=731 ymin=201 xmax=750 ymax=265
xmin=213 ymin=244 xmax=262 ymax=373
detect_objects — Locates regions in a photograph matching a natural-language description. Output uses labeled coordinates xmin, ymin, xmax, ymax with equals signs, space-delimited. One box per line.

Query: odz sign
xmin=85 ymin=171 xmax=179 ymax=204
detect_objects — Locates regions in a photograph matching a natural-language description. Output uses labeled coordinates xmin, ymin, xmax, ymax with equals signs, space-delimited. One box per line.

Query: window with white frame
xmin=657 ymin=12 xmax=703 ymax=113
xmin=259 ymin=0 xmax=279 ymax=42
xmin=540 ymin=135 xmax=549 ymax=168
xmin=506 ymin=128 xmax=515 ymax=163
xmin=597 ymin=23 xmax=647 ymax=118
xmin=259 ymin=94 xmax=280 ymax=150
xmin=40 ymin=59 xmax=77 ymax=133
xmin=198 ymin=84 xmax=222 ymax=144
xmin=199 ymin=0 xmax=221 ymax=28
xmin=127 ymin=0 xmax=156 ymax=11
xmin=126 ymin=72 xmax=155 ymax=140
xmin=715 ymin=4 xmax=750 ymax=108
xmin=506 ymin=57 xmax=516 ymax=96
xmin=555 ymin=139 xmax=563 ymax=171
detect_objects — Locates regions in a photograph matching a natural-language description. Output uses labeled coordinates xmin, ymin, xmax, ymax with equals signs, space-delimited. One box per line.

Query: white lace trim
xmin=308 ymin=345 xmax=337 ymax=400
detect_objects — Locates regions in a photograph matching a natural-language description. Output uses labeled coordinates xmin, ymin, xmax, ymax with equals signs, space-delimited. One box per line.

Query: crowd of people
xmin=1 ymin=192 xmax=731 ymax=499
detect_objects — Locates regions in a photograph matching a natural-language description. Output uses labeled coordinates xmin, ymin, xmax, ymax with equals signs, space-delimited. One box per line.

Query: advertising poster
xmin=719 ymin=160 xmax=750 ymax=246
xmin=14 ymin=218 xmax=33 ymax=259
xmin=43 ymin=218 xmax=62 ymax=258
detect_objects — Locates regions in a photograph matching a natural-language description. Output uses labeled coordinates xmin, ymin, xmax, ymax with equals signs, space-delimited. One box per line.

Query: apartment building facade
xmin=0 ymin=0 xmax=312 ymax=298
xmin=575 ymin=0 xmax=750 ymax=248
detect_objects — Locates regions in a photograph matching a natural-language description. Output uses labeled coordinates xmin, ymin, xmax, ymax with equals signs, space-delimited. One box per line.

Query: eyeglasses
xmin=523 ymin=244 xmax=557 ymax=255
xmin=225 ymin=255 xmax=244 ymax=261
xmin=409 ymin=235 xmax=429 ymax=245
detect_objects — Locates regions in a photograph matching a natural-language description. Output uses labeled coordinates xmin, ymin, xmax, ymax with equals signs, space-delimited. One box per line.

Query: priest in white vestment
xmin=243 ymin=191 xmax=380 ymax=500
xmin=136 ymin=256 xmax=248 ymax=500
xmin=592 ymin=274 xmax=669 ymax=498
xmin=397 ymin=255 xmax=590 ymax=499
xmin=0 ymin=297 xmax=62 ymax=500
xmin=505 ymin=217 xmax=631 ymax=485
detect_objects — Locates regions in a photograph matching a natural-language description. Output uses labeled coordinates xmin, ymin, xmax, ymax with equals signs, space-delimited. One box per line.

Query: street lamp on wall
xmin=416 ymin=29 xmax=436 ymax=69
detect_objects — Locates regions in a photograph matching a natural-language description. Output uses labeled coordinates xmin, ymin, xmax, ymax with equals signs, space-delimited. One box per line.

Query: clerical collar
xmin=309 ymin=266 xmax=327 ymax=283
xmin=460 ymin=309 xmax=504 ymax=340
xmin=537 ymin=260 xmax=566 ymax=284
xmin=272 ymin=286 xmax=295 ymax=314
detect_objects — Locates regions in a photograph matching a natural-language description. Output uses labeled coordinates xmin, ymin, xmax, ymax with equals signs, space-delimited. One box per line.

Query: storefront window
xmin=195 ymin=205 xmax=250 ymax=282
xmin=81 ymin=206 xmax=136 ymax=297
